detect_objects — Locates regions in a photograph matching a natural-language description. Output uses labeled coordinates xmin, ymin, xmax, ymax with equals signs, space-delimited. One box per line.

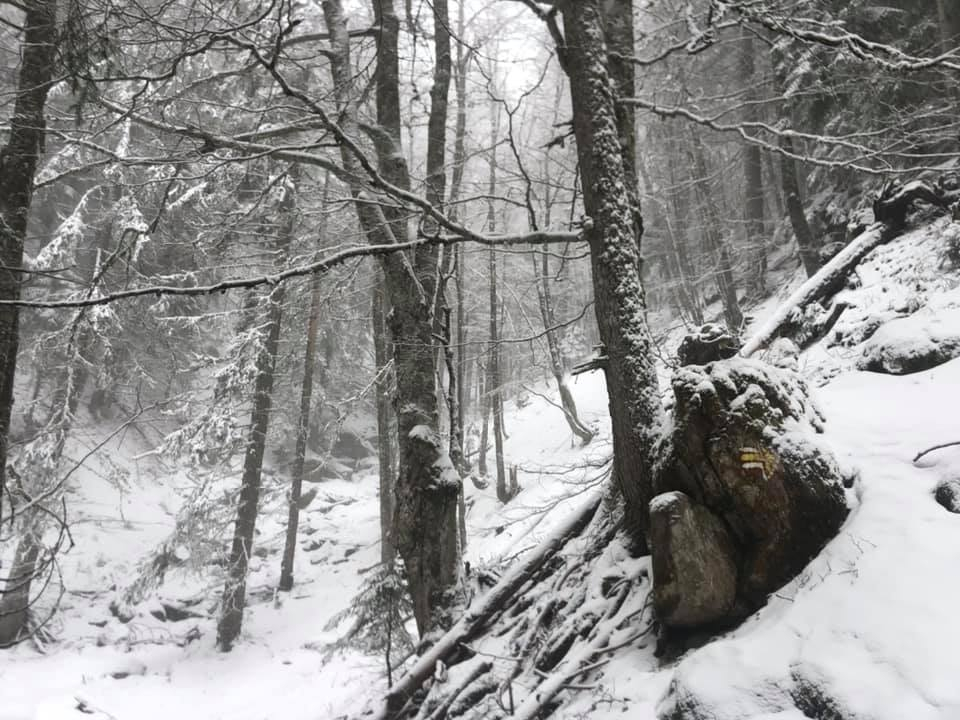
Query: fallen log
xmin=741 ymin=222 xmax=886 ymax=358
xmin=743 ymin=179 xmax=952 ymax=357
xmin=378 ymin=492 xmax=603 ymax=719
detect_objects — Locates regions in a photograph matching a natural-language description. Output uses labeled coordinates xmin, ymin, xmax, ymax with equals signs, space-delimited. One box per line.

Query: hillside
xmin=2 ymin=214 xmax=959 ymax=719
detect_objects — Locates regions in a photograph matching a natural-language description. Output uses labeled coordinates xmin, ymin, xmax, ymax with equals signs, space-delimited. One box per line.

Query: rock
xmin=857 ymin=308 xmax=960 ymax=375
xmin=653 ymin=358 xmax=848 ymax=625
xmin=149 ymin=602 xmax=206 ymax=623
xmin=297 ymin=487 xmax=318 ymax=509
xmin=677 ymin=324 xmax=741 ymax=366
xmin=934 ymin=478 xmax=960 ymax=513
xmin=302 ymin=538 xmax=326 ymax=552
xmin=331 ymin=427 xmax=375 ymax=461
xmin=764 ymin=337 xmax=800 ymax=371
xmin=650 ymin=491 xmax=737 ymax=628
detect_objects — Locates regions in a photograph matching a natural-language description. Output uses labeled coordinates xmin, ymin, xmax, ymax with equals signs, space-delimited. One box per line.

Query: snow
xmin=0 ymin=368 xmax=614 ymax=719
xmin=857 ymin=306 xmax=960 ymax=373
xmin=5 ymin=217 xmax=960 ymax=719
xmin=657 ymin=358 xmax=960 ymax=719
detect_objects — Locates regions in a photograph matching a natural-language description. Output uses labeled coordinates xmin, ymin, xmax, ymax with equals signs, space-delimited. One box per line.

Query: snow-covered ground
xmin=0 ymin=365 xmax=614 ymax=720
xmin=3 ymin=217 xmax=960 ymax=719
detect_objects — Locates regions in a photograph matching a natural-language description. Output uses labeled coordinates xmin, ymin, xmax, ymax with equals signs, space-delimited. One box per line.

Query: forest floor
xmin=2 ymin=216 xmax=960 ymax=719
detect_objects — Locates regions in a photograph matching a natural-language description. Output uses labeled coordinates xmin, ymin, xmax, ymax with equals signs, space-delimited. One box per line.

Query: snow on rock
xmin=657 ymin=358 xmax=960 ymax=720
xmin=857 ymin=307 xmax=960 ymax=375
xmin=652 ymin=357 xmax=848 ymax=628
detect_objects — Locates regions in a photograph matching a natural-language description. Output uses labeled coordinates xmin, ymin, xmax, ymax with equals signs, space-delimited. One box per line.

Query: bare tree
xmin=323 ymin=0 xmax=462 ymax=637
xmin=0 ymin=1 xmax=58 ymax=528
xmin=217 ymin=172 xmax=295 ymax=651
xmin=279 ymin=166 xmax=322 ymax=591
xmin=555 ymin=0 xmax=664 ymax=547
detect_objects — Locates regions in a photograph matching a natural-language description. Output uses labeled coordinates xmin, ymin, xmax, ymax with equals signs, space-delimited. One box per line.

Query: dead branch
xmin=913 ymin=441 xmax=960 ymax=463
xmin=379 ymin=493 xmax=602 ymax=719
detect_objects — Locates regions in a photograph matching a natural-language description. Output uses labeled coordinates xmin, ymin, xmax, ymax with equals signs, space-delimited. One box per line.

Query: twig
xmin=913 ymin=441 xmax=960 ymax=463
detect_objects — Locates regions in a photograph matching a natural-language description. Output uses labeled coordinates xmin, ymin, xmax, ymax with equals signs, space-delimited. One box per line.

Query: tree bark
xmin=0 ymin=1 xmax=57 ymax=528
xmin=373 ymin=268 xmax=397 ymax=565
xmin=0 ymin=519 xmax=42 ymax=646
xmin=689 ymin=128 xmax=744 ymax=334
xmin=489 ymin=248 xmax=508 ymax=503
xmin=217 ymin=178 xmax=294 ymax=651
xmin=937 ymin=0 xmax=960 ymax=53
xmin=446 ymin=1 xmax=470 ymax=483
xmin=780 ymin=136 xmax=821 ymax=277
xmin=484 ymin=131 xmax=509 ymax=501
xmin=740 ymin=223 xmax=886 ymax=357
xmin=640 ymin=151 xmax=703 ymax=326
xmin=279 ymin=166 xmax=318 ymax=592
xmin=558 ymin=0 xmax=664 ymax=549
xmin=382 ymin=494 xmax=601 ymax=718
xmin=326 ymin=0 xmax=461 ymax=636
xmin=531 ymin=250 xmax=594 ymax=442
xmin=739 ymin=31 xmax=768 ymax=296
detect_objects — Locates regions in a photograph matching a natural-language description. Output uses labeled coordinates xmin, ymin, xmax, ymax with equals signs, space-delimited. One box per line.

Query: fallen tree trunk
xmin=380 ymin=493 xmax=603 ymax=718
xmin=740 ymin=222 xmax=885 ymax=358
xmin=743 ymin=179 xmax=953 ymax=358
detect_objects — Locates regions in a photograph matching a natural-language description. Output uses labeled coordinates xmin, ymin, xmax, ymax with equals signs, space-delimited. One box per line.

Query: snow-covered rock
xmin=857 ymin=307 xmax=960 ymax=375
xmin=653 ymin=358 xmax=848 ymax=626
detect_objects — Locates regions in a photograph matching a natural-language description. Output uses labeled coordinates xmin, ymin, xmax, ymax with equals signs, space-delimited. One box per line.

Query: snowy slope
xmin=0 ymin=368 xmax=614 ymax=719
xmin=4 ymin=217 xmax=960 ymax=720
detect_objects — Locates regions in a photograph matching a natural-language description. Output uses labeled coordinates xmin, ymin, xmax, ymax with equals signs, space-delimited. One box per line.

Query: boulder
xmin=677 ymin=324 xmax=741 ymax=367
xmin=935 ymin=478 xmax=960 ymax=513
xmin=650 ymin=491 xmax=738 ymax=628
xmin=652 ymin=358 xmax=849 ymax=625
xmin=331 ymin=427 xmax=376 ymax=461
xmin=857 ymin=308 xmax=960 ymax=375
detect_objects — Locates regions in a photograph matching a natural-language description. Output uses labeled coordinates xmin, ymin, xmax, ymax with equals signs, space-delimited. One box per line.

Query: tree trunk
xmin=0 ymin=273 xmax=97 ymax=645
xmin=771 ymin=41 xmax=820 ymax=278
xmin=741 ymin=223 xmax=886 ymax=357
xmin=373 ymin=269 xmax=397 ymax=565
xmin=477 ymin=360 xmax=489 ymax=477
xmin=446 ymin=1 xmax=470 ymax=484
xmin=326 ymin=0 xmax=461 ymax=636
xmin=531 ymin=250 xmax=593 ymax=442
xmin=937 ymin=0 xmax=960 ymax=53
xmin=763 ymin=148 xmax=785 ymax=221
xmin=0 ymin=1 xmax=57 ymax=528
xmin=780 ymin=136 xmax=821 ymax=277
xmin=558 ymin=0 xmax=664 ymax=549
xmin=0 ymin=518 xmax=42 ymax=646
xmin=279 ymin=166 xmax=318 ymax=592
xmin=640 ymin=152 xmax=703 ymax=326
xmin=488 ymin=241 xmax=508 ymax=503
xmin=740 ymin=31 xmax=768 ymax=297
xmin=602 ymin=0 xmax=643 ymax=259
xmin=690 ymin=128 xmax=744 ymax=334
xmin=217 ymin=180 xmax=293 ymax=651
